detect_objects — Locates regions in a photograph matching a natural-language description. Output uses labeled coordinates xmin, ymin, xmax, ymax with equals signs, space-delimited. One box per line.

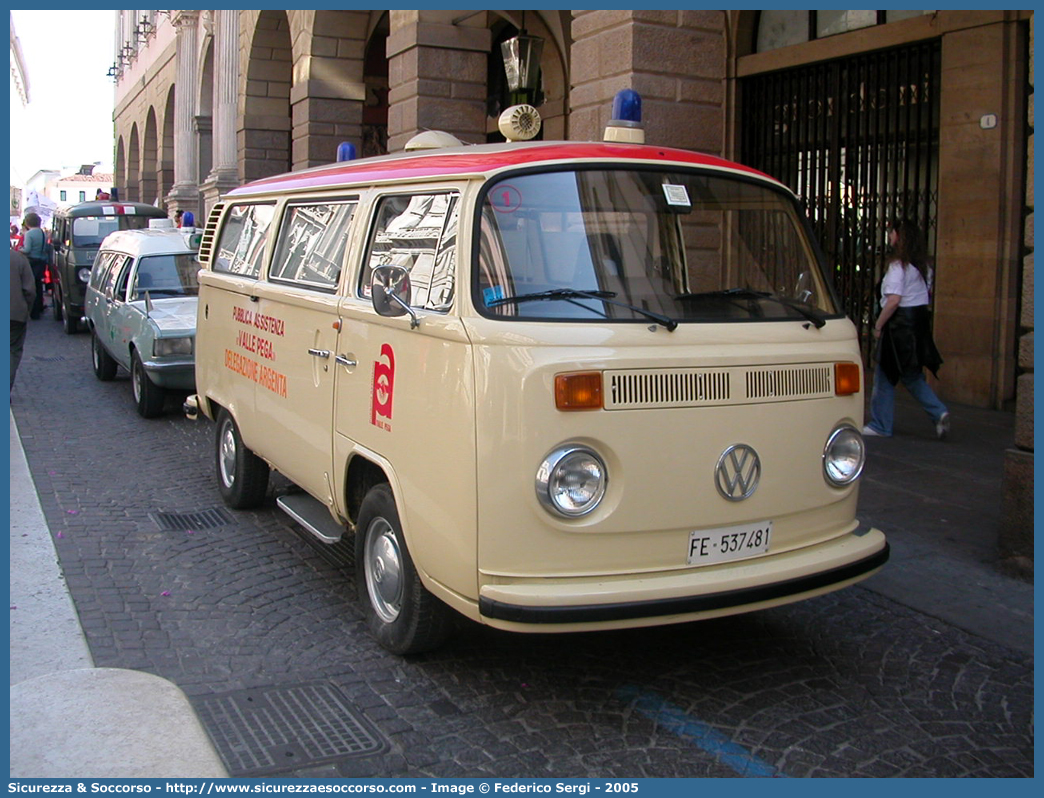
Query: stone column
xmin=570 ymin=10 xmax=726 ymax=153
xmin=166 ymin=10 xmax=200 ymax=219
xmin=386 ymin=11 xmax=490 ymax=152
xmin=290 ymin=11 xmax=370 ymax=170
xmin=934 ymin=20 xmax=1027 ymax=407
xmin=999 ymin=12 xmax=1033 ymax=576
xmin=201 ymin=9 xmax=240 ymax=217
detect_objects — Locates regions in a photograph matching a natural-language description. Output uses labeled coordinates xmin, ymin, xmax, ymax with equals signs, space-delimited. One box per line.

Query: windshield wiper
xmin=679 ymin=288 xmax=827 ymax=329
xmin=489 ymin=289 xmax=679 ymax=332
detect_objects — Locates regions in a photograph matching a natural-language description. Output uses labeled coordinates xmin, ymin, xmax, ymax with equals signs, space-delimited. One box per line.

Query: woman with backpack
xmin=863 ymin=219 xmax=950 ymax=440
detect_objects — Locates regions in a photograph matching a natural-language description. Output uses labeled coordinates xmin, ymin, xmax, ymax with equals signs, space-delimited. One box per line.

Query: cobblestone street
xmin=10 ymin=318 xmax=1034 ymax=778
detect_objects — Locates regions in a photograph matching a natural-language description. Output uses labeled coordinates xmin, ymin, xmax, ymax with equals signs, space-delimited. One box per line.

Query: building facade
xmin=110 ymin=9 xmax=1033 ymax=565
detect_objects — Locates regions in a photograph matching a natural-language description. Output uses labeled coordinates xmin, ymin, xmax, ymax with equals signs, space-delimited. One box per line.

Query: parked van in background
xmin=51 ymin=200 xmax=168 ymax=333
xmin=187 ymin=95 xmax=888 ymax=655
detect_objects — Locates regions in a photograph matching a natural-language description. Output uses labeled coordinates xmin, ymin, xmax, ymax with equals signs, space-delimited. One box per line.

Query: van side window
xmin=360 ymin=192 xmax=459 ymax=312
xmin=269 ymin=200 xmax=357 ymax=290
xmin=213 ymin=203 xmax=275 ymax=277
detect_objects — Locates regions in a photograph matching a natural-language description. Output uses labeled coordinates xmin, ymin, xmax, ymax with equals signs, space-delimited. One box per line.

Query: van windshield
xmin=72 ymin=215 xmax=155 ymax=248
xmin=476 ymin=168 xmax=837 ymax=325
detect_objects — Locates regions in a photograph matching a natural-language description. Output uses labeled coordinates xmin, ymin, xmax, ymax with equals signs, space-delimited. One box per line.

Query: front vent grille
xmin=605 ymin=364 xmax=834 ymax=410
xmin=607 ymin=369 xmax=731 ymax=409
xmin=745 ymin=365 xmax=832 ymax=400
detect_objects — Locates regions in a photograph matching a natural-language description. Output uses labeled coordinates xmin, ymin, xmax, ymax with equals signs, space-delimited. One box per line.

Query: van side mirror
xmin=371 ymin=264 xmax=419 ymax=328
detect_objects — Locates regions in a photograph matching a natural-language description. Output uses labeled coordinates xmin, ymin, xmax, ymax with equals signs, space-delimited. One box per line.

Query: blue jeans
xmin=867 ymin=361 xmax=948 ymax=436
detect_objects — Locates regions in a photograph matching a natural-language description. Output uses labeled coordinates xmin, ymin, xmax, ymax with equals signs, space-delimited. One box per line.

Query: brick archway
xmin=240 ymin=10 xmax=292 ymax=182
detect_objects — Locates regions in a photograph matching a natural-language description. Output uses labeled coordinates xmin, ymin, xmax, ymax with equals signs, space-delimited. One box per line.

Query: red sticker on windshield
xmin=492 ymin=184 xmax=521 ymax=213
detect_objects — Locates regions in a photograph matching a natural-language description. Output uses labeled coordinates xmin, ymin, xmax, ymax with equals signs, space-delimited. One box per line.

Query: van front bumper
xmin=477 ymin=526 xmax=887 ymax=630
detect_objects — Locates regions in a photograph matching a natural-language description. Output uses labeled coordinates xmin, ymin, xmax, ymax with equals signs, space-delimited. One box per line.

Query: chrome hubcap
xmin=219 ymin=422 xmax=237 ymax=488
xmin=365 ymin=518 xmax=403 ymax=623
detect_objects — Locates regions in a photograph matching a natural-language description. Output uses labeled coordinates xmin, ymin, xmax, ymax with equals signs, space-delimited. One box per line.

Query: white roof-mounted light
xmin=403 ymin=130 xmax=464 ymax=151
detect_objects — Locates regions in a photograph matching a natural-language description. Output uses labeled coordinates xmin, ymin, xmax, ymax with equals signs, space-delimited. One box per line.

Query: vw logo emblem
xmin=715 ymin=444 xmax=761 ymax=501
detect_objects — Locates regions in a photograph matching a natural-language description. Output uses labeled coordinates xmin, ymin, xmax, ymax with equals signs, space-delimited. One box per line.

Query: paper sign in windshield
xmin=662 ymin=184 xmax=691 ymax=208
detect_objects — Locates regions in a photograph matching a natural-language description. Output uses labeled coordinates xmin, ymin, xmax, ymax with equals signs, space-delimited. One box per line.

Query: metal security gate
xmin=741 ymin=41 xmax=940 ymax=361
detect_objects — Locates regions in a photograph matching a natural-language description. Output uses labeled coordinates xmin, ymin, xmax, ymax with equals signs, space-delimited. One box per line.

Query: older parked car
xmin=84 ymin=221 xmax=200 ymax=417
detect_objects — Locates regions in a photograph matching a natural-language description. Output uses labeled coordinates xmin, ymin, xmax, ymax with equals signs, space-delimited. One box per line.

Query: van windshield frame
xmin=473 ymin=165 xmax=841 ymax=326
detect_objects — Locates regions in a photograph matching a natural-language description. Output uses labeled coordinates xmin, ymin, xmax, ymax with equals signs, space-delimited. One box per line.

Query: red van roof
xmin=228 ymin=141 xmax=780 ymax=197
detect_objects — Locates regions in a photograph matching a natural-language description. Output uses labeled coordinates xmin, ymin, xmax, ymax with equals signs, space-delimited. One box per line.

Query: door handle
xmin=335 ymin=355 xmax=357 ymax=368
xmin=307 ymin=348 xmax=331 ymax=359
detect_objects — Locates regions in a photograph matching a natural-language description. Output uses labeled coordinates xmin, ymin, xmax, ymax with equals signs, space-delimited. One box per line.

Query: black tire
xmin=131 ymin=350 xmax=165 ymax=418
xmin=91 ymin=332 xmax=118 ymax=381
xmin=215 ymin=409 xmax=270 ymax=509
xmin=52 ymin=285 xmax=63 ymax=321
xmin=62 ymin=301 xmax=78 ymax=334
xmin=355 ymin=483 xmax=452 ymax=655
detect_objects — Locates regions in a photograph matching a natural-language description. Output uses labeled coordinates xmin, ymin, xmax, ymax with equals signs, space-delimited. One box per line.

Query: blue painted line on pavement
xmin=617 ymin=685 xmax=787 ymax=778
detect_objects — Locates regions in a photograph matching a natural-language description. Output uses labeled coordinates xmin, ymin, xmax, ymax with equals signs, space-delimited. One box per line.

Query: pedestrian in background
xmin=864 ymin=219 xmax=950 ymax=439
xmin=18 ymin=212 xmax=47 ymax=319
xmin=10 ymin=247 xmax=36 ymax=390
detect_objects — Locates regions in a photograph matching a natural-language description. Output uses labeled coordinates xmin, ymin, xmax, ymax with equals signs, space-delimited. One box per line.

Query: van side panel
xmin=246 ymin=282 xmax=341 ymax=502
xmin=334 ymin=307 xmax=480 ymax=607
xmin=195 ymin=271 xmax=260 ymax=432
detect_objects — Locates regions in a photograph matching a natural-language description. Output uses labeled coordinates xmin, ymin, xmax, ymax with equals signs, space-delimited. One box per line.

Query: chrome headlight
xmin=77 ymin=267 xmax=92 ymax=283
xmin=154 ymin=337 xmax=193 ymax=357
xmin=823 ymin=425 xmax=865 ymax=486
xmin=536 ymin=445 xmax=608 ymax=517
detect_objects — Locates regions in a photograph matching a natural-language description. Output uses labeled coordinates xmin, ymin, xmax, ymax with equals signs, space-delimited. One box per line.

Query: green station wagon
xmin=84 ymin=222 xmax=201 ymax=417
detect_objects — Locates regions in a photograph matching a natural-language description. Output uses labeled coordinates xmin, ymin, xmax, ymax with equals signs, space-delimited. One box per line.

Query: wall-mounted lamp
xmin=501 ymin=29 xmax=544 ymax=101
xmin=136 ymin=15 xmax=154 ymax=43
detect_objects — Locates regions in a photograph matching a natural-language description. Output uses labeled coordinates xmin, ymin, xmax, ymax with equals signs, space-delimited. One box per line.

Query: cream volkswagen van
xmin=188 ymin=103 xmax=887 ymax=654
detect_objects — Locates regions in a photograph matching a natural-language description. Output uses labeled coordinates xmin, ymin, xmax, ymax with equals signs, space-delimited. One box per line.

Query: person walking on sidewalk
xmin=864 ymin=219 xmax=950 ymax=439
xmin=10 ymin=247 xmax=36 ymax=390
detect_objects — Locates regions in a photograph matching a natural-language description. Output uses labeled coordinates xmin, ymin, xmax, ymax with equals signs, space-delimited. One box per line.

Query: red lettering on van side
xmin=371 ymin=344 xmax=395 ymax=430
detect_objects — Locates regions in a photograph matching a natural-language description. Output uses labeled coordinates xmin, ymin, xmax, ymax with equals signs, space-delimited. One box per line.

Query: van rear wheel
xmin=62 ymin=304 xmax=78 ymax=334
xmin=355 ymin=483 xmax=451 ymax=655
xmin=215 ymin=409 xmax=269 ymax=509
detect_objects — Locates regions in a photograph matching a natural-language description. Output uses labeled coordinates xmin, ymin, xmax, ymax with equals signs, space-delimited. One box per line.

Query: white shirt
xmin=881 ymin=260 xmax=931 ymax=307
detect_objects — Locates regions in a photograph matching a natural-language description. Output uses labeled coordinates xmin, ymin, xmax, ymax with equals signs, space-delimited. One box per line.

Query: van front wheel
xmin=215 ymin=409 xmax=270 ymax=509
xmin=355 ymin=484 xmax=451 ymax=655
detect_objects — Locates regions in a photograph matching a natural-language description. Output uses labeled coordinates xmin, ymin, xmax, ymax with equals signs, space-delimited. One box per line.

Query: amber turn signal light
xmin=555 ymin=372 xmax=603 ymax=410
xmin=834 ymin=362 xmax=861 ymax=395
